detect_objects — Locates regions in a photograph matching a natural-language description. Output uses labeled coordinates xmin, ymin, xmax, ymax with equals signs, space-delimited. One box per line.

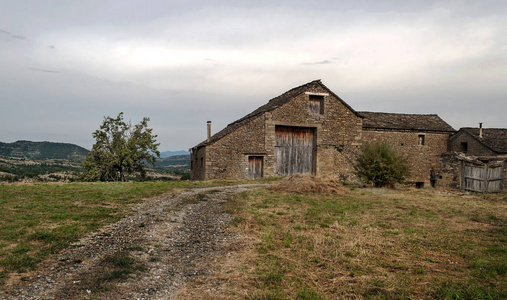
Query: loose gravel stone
xmin=0 ymin=184 xmax=265 ymax=300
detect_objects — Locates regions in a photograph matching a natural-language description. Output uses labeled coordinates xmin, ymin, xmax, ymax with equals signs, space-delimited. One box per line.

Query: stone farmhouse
xmin=190 ymin=80 xmax=457 ymax=187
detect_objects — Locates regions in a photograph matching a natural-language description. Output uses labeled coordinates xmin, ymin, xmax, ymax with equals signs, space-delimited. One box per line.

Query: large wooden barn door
xmin=275 ymin=126 xmax=314 ymax=176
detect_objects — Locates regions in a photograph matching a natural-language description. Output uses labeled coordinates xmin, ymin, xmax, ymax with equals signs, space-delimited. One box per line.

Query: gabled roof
xmin=194 ymin=80 xmax=360 ymax=148
xmin=359 ymin=111 xmax=455 ymax=132
xmin=453 ymin=127 xmax=507 ymax=154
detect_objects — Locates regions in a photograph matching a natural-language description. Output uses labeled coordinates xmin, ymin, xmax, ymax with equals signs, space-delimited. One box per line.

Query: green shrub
xmin=354 ymin=142 xmax=409 ymax=188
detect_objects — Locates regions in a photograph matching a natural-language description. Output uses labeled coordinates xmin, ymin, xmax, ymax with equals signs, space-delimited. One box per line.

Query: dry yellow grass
xmin=183 ymin=183 xmax=507 ymax=299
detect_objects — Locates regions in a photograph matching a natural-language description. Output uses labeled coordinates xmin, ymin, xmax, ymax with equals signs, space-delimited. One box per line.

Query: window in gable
xmin=309 ymin=95 xmax=324 ymax=115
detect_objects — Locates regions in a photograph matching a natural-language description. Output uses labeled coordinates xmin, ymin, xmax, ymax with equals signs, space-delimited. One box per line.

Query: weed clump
xmin=268 ymin=174 xmax=349 ymax=194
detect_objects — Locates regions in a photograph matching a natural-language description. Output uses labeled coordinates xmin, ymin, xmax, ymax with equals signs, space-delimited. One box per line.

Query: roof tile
xmin=359 ymin=111 xmax=455 ymax=132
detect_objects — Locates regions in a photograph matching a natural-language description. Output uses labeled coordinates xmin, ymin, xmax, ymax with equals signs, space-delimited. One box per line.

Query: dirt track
xmin=1 ymin=184 xmax=264 ymax=299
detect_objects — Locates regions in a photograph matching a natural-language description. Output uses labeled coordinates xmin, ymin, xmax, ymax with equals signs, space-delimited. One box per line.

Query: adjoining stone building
xmin=443 ymin=126 xmax=507 ymax=192
xmin=449 ymin=126 xmax=507 ymax=157
xmin=190 ymin=80 xmax=455 ymax=184
xmin=359 ymin=112 xmax=455 ymax=187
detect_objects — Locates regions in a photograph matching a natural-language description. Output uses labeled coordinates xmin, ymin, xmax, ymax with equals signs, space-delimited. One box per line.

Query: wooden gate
xmin=248 ymin=156 xmax=263 ymax=179
xmin=275 ymin=126 xmax=315 ymax=176
xmin=463 ymin=161 xmax=504 ymax=192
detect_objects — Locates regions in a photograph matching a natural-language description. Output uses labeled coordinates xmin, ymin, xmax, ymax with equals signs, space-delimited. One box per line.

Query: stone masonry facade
xmin=191 ymin=80 xmax=363 ymax=180
xmin=190 ymin=80 xmax=455 ymax=184
xmin=361 ymin=130 xmax=451 ymax=184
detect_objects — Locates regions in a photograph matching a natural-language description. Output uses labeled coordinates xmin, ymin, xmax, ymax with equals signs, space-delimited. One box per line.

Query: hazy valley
xmin=0 ymin=140 xmax=190 ymax=182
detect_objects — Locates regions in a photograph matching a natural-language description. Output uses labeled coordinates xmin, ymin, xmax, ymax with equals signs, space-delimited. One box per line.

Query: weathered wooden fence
xmin=463 ymin=160 xmax=504 ymax=192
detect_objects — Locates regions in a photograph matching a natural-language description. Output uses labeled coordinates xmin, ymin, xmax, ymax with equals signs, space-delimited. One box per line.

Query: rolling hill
xmin=0 ymin=141 xmax=190 ymax=181
xmin=0 ymin=140 xmax=89 ymax=161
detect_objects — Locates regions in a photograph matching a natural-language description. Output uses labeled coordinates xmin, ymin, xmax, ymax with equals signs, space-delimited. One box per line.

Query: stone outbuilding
xmin=190 ymin=80 xmax=455 ymax=184
xmin=449 ymin=126 xmax=507 ymax=156
xmin=444 ymin=126 xmax=507 ymax=192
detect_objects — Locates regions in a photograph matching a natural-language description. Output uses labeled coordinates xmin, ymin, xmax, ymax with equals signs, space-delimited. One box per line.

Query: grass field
xmin=2 ymin=180 xmax=506 ymax=299
xmin=0 ymin=180 xmax=236 ymax=285
xmin=224 ymin=187 xmax=507 ymax=299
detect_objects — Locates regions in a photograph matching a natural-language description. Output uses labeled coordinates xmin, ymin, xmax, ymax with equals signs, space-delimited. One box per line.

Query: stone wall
xmin=361 ymin=130 xmax=451 ymax=185
xmin=438 ymin=152 xmax=463 ymax=190
xmin=437 ymin=153 xmax=506 ymax=192
xmin=190 ymin=146 xmax=206 ymax=180
xmin=205 ymin=116 xmax=266 ymax=180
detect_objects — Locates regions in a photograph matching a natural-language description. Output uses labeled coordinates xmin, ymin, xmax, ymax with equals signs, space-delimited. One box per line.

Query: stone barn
xmin=190 ymin=80 xmax=455 ymax=184
xmin=190 ymin=80 xmax=363 ymax=180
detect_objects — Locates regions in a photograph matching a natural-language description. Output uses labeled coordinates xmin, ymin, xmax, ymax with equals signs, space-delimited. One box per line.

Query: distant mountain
xmin=0 ymin=140 xmax=89 ymax=161
xmin=154 ymin=155 xmax=190 ymax=172
xmin=159 ymin=150 xmax=189 ymax=158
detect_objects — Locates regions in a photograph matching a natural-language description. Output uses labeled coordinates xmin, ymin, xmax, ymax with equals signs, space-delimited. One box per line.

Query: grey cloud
xmin=301 ymin=60 xmax=334 ymax=65
xmin=1 ymin=1 xmax=506 ymax=151
xmin=29 ymin=67 xmax=62 ymax=74
xmin=0 ymin=28 xmax=26 ymax=40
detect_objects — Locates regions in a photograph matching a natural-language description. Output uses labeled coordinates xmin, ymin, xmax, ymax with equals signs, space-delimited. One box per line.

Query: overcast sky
xmin=1 ymin=0 xmax=506 ymax=151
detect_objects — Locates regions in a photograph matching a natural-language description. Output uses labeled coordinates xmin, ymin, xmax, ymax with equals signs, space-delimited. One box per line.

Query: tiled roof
xmin=193 ymin=80 xmax=360 ymax=148
xmin=359 ymin=111 xmax=455 ymax=132
xmin=458 ymin=127 xmax=507 ymax=154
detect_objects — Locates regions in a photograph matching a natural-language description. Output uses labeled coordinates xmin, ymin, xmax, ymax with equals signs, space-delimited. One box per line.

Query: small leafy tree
xmin=81 ymin=113 xmax=160 ymax=182
xmin=354 ymin=141 xmax=409 ymax=188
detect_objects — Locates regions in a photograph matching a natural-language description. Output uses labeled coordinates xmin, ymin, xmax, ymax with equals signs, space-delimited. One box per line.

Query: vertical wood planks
xmin=248 ymin=156 xmax=263 ymax=179
xmin=463 ymin=161 xmax=504 ymax=192
xmin=275 ymin=126 xmax=315 ymax=176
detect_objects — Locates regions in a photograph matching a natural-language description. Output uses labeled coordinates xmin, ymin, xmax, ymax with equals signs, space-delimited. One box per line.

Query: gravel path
xmin=1 ymin=184 xmax=265 ymax=299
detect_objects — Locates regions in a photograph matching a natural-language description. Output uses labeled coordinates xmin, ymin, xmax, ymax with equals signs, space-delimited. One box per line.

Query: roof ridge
xmin=463 ymin=127 xmax=507 ymax=130
xmin=359 ymin=111 xmax=438 ymax=116
xmin=361 ymin=111 xmax=455 ymax=132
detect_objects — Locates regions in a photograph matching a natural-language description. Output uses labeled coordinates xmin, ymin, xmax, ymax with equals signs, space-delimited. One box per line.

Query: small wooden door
xmin=248 ymin=156 xmax=263 ymax=179
xmin=275 ymin=126 xmax=314 ymax=176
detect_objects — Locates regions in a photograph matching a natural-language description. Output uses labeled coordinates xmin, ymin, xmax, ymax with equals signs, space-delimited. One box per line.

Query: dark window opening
xmin=418 ymin=134 xmax=425 ymax=146
xmin=416 ymin=182 xmax=424 ymax=188
xmin=200 ymin=157 xmax=203 ymax=167
xmin=309 ymin=95 xmax=324 ymax=115
xmin=460 ymin=142 xmax=468 ymax=153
